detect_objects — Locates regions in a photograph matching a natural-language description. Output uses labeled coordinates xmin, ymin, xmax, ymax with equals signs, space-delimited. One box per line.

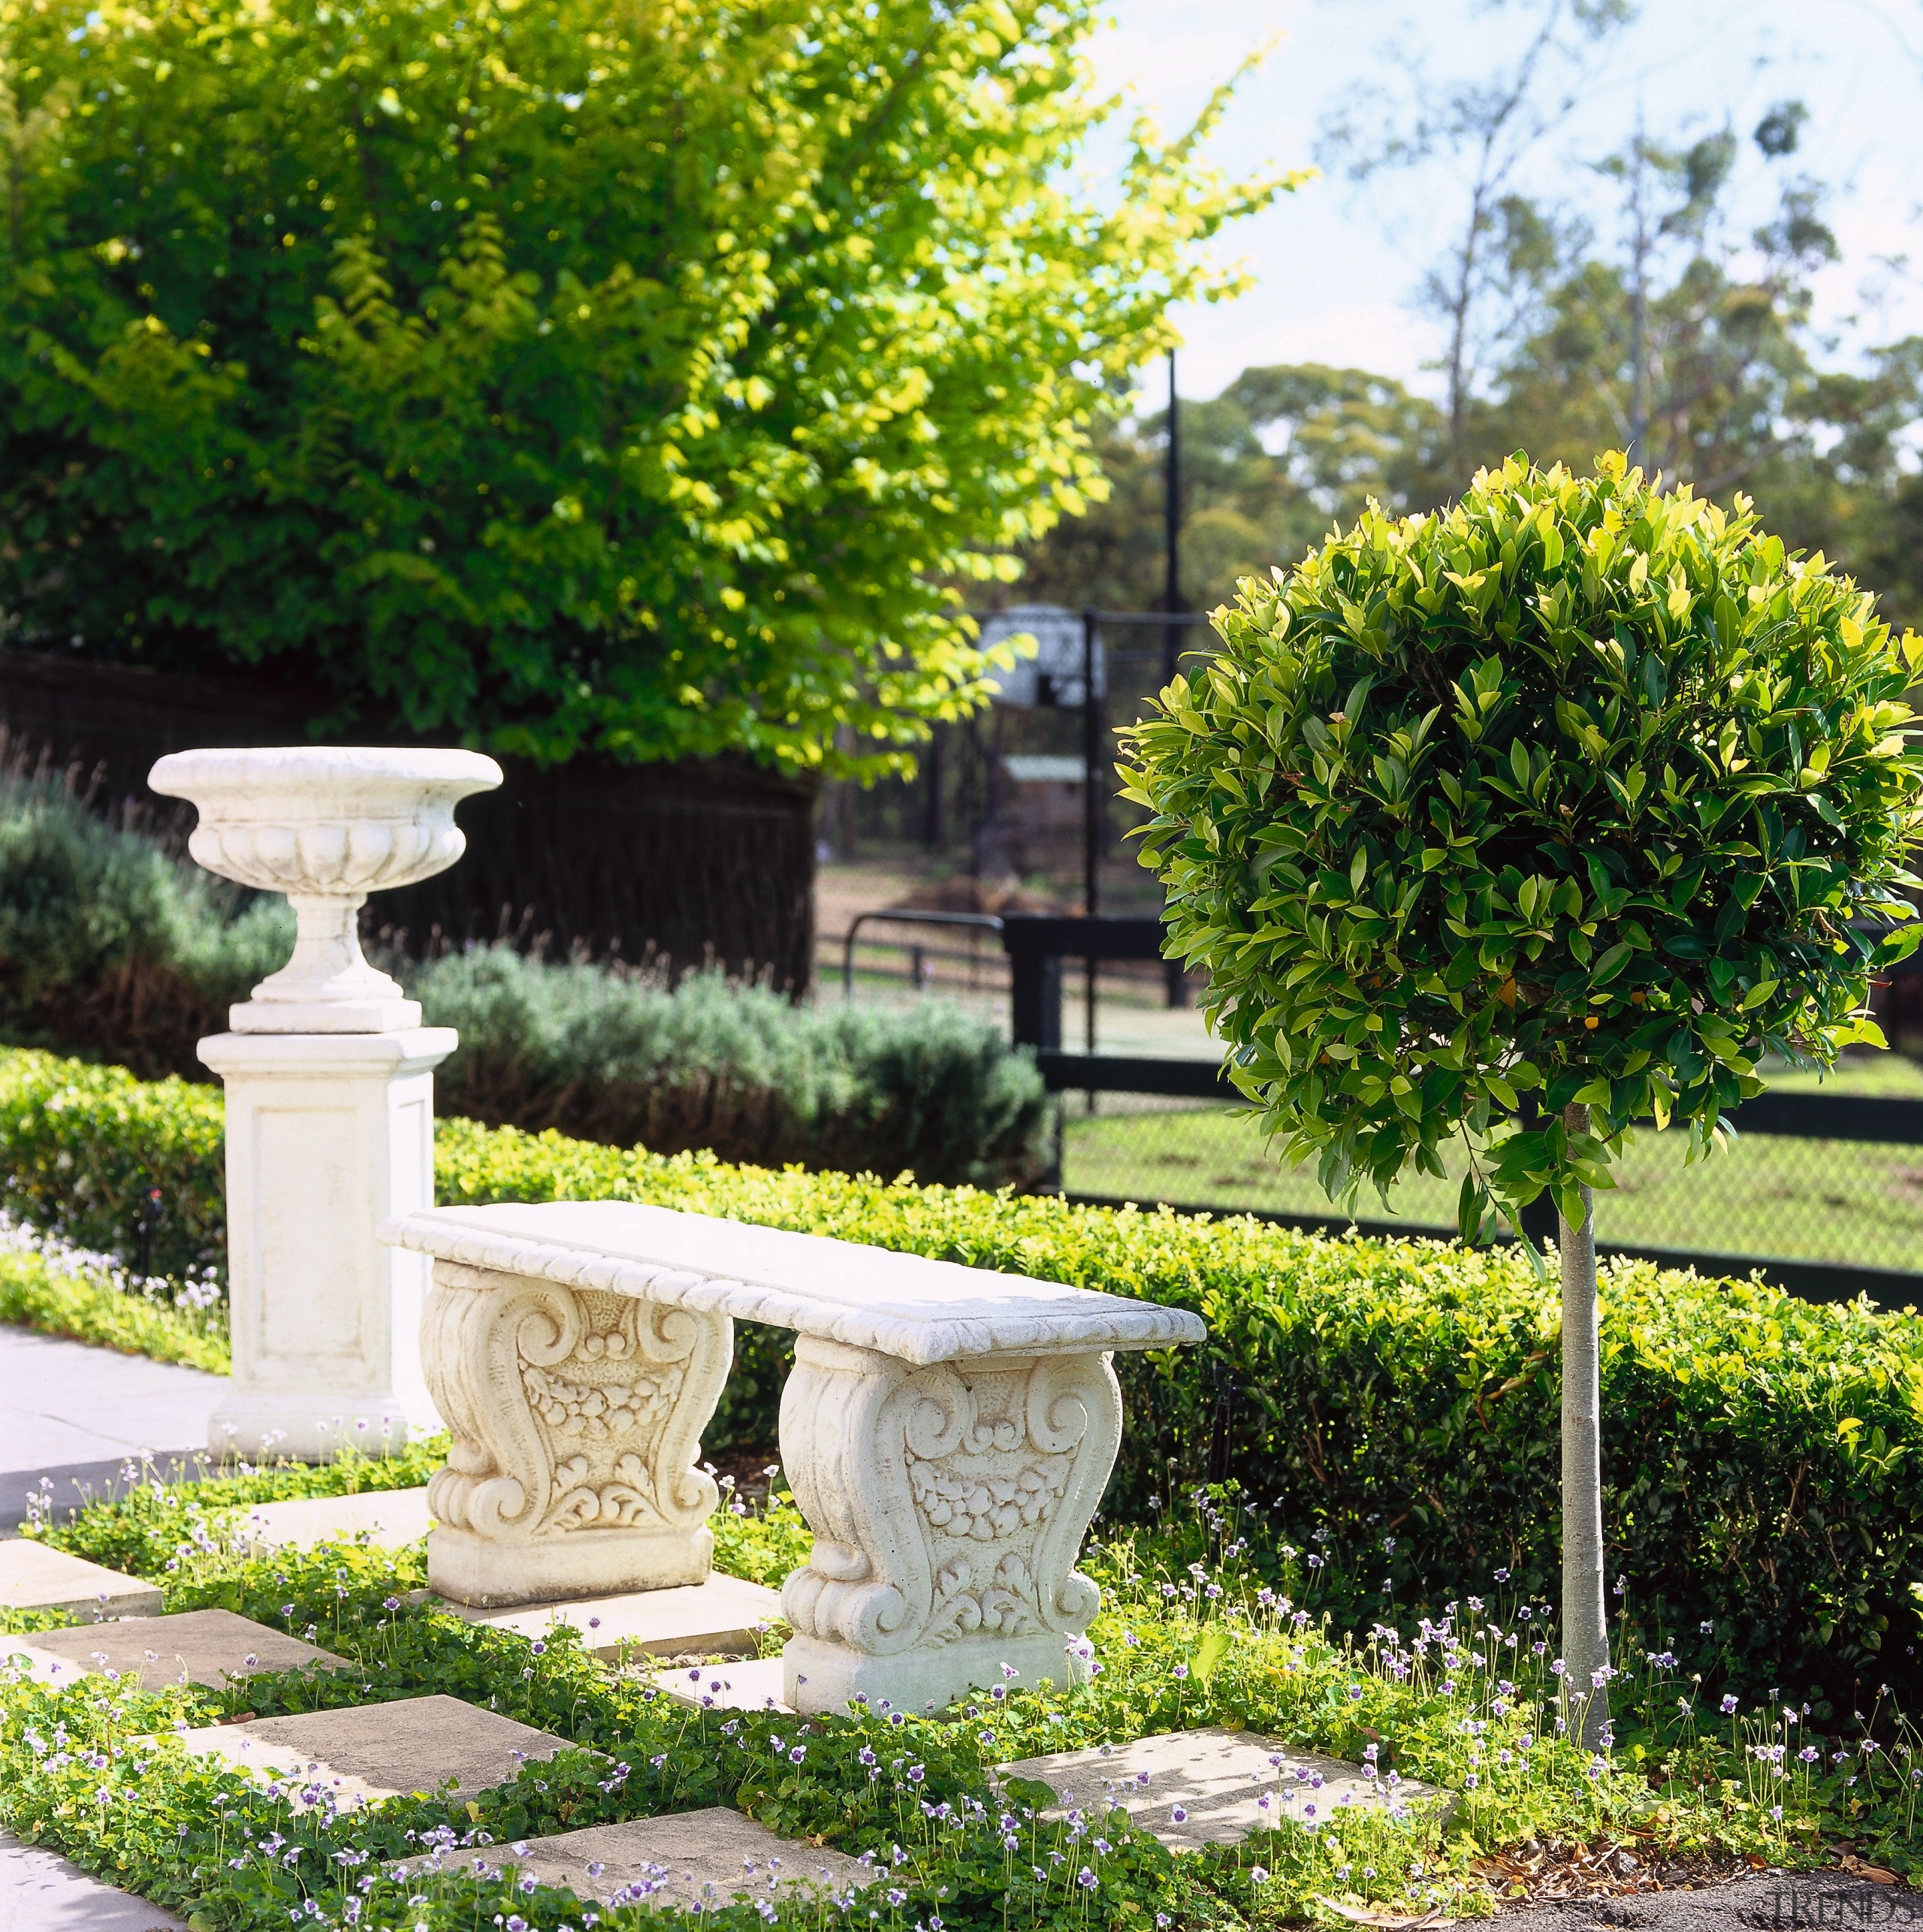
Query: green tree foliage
xmin=0 ymin=0 xmax=1285 ymax=776
xmin=1120 ymin=453 xmax=1921 ymax=1234
xmin=1019 ymin=365 xmax=1450 ymax=612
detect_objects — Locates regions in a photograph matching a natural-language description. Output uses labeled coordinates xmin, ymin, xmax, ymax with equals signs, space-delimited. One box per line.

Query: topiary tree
xmin=1120 ymin=452 xmax=1923 ymax=1746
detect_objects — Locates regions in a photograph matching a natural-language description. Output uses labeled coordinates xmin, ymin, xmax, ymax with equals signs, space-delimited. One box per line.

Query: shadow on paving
xmin=0 ymin=1451 xmax=215 ymax=1537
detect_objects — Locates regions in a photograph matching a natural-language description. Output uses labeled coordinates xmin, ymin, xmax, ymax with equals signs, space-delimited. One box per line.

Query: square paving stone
xmin=0 ymin=1540 xmax=162 ymax=1619
xmin=999 ymin=1725 xmax=1448 ymax=1849
xmin=448 ymin=1571 xmax=783 ymax=1660
xmin=236 ymin=1487 xmax=433 ymax=1554
xmin=452 ymin=1809 xmax=878 ymax=1910
xmin=651 ymin=1656 xmax=790 ymax=1713
xmin=7 ymin=1608 xmax=345 ymax=1692
xmin=177 ymin=1694 xmax=571 ymax=1805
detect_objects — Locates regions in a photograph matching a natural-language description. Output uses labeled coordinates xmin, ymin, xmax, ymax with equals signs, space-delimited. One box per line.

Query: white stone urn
xmin=149 ymin=747 xmax=503 ymax=1031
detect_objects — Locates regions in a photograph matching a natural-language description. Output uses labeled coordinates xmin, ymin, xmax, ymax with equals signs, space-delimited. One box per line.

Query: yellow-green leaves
xmin=0 ymin=0 xmax=1288 ymax=777
xmin=1120 ymin=453 xmax=1923 ymax=1238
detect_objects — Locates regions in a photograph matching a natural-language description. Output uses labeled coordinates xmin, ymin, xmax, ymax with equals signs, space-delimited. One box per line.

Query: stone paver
xmin=0 ymin=1541 xmax=161 ymax=1620
xmin=0 ymin=1829 xmax=190 ymax=1931
xmin=6 ymin=1609 xmax=344 ymax=1692
xmin=999 ymin=1725 xmax=1446 ymax=1849
xmin=1492 ymin=1870 xmax=1910 ymax=1932
xmin=449 ymin=1571 xmax=782 ymax=1659
xmin=653 ymin=1656 xmax=791 ymax=1713
xmin=236 ymin=1487 xmax=433 ymax=1553
xmin=486 ymin=1810 xmax=876 ymax=1910
xmin=177 ymin=1693 xmax=571 ymax=1804
xmin=0 ymin=1326 xmax=223 ymax=1483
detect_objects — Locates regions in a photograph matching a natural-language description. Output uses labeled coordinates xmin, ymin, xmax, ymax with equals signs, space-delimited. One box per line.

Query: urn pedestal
xmin=150 ymin=745 xmax=502 ymax=1459
xmin=201 ymin=1029 xmax=454 ymax=1459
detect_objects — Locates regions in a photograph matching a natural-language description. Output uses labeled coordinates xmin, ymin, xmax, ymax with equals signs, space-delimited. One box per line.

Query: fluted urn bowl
xmin=149 ymin=746 xmax=503 ymax=1033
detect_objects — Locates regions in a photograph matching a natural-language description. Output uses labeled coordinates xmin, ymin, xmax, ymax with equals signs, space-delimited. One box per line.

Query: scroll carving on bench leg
xmin=778 ymin=1336 xmax=1122 ymax=1715
xmin=421 ymin=1260 xmax=730 ymax=1605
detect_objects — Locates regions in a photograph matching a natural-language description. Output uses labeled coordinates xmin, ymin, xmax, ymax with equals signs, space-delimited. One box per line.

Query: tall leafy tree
xmin=1019 ymin=366 xmax=1449 ymax=613
xmin=0 ymin=0 xmax=1288 ymax=776
xmin=1319 ymin=0 xmax=1637 ymax=473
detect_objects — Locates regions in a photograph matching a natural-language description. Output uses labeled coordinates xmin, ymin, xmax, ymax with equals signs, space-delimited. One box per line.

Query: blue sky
xmin=1082 ymin=0 xmax=1923 ymax=402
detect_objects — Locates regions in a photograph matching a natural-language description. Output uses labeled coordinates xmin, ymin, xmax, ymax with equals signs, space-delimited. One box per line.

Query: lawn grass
xmin=1064 ymin=1056 xmax=1923 ymax=1271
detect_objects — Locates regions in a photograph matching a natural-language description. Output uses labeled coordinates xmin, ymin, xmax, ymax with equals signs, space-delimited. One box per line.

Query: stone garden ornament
xmin=150 ymin=746 xmax=502 ymax=1033
xmin=382 ymin=1200 xmax=1206 ymax=1713
xmin=151 ymin=746 xmax=502 ymax=1458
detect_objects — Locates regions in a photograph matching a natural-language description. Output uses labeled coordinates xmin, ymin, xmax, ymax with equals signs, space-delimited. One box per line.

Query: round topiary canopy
xmin=1121 ymin=451 xmax=1923 ymax=1238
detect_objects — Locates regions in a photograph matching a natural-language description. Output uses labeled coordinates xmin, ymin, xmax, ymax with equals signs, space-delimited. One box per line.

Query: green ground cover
xmin=1063 ymin=1107 xmax=1923 ymax=1269
xmin=0 ymin=1242 xmax=228 ymax=1372
xmin=2 ymin=1475 xmax=1918 ymax=1932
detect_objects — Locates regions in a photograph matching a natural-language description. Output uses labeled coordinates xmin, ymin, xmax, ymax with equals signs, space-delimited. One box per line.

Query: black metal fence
xmin=824 ymin=609 xmax=1215 ymax=915
xmin=1003 ymin=915 xmax=1923 ymax=1310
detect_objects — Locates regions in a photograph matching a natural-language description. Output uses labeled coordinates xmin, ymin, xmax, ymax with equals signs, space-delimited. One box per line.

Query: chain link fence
xmin=1055 ymin=1089 xmax=1923 ymax=1278
xmin=823 ymin=607 xmax=1923 ymax=1305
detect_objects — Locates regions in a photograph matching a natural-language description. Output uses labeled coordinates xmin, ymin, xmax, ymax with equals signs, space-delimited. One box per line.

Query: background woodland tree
xmin=1023 ymin=98 xmax=1923 ymax=632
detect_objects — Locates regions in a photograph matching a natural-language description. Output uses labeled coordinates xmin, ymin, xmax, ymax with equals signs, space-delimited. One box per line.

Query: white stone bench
xmin=381 ymin=1200 xmax=1206 ymax=1715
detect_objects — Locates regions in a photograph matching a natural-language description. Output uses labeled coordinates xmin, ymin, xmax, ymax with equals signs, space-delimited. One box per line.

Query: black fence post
xmin=1516 ymin=1096 xmax=1559 ymax=1252
xmin=1206 ymin=1359 xmax=1239 ymax=1487
xmin=1081 ymin=608 xmax=1101 ymax=1061
xmin=1010 ymin=950 xmax=1063 ymax=1053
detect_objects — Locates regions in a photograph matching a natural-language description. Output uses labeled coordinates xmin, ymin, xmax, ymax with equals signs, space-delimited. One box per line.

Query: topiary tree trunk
xmin=1559 ymin=1101 xmax=1609 ymax=1750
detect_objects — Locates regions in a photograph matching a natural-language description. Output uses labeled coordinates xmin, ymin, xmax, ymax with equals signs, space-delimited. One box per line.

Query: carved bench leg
xmin=421 ymin=1262 xmax=731 ymax=1606
xmin=777 ymin=1336 xmax=1121 ymax=1716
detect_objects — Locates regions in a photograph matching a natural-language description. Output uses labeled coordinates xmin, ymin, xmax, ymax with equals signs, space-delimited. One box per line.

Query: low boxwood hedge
xmin=2 ymin=1044 xmax=1918 ymax=1703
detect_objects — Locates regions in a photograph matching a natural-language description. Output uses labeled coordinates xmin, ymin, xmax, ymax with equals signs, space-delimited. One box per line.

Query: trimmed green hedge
xmin=2 ymin=1044 xmax=1918 ymax=1701
xmin=0 ymin=1050 xmax=225 ymax=1283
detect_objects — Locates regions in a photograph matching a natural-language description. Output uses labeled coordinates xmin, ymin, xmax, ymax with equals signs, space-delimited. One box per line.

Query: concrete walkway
xmin=0 ymin=1324 xmax=226 ymax=1535
xmin=0 ymin=1832 xmax=189 ymax=1930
